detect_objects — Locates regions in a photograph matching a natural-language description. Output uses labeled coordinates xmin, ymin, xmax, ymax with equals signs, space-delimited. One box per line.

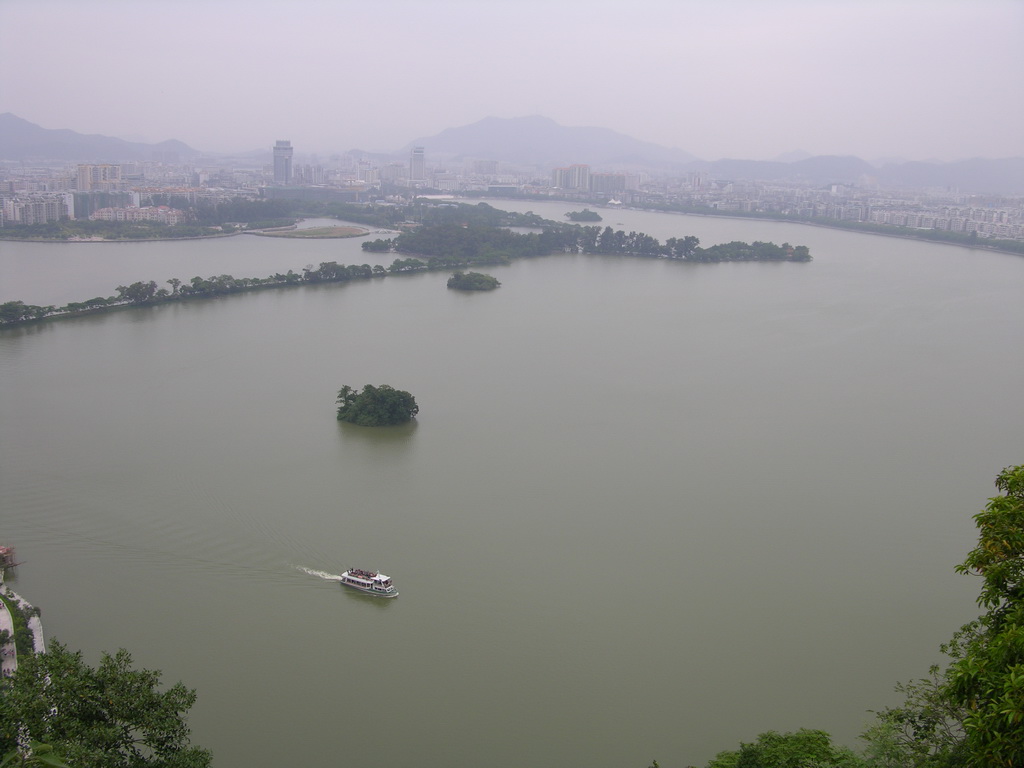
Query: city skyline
xmin=1 ymin=0 xmax=1022 ymax=163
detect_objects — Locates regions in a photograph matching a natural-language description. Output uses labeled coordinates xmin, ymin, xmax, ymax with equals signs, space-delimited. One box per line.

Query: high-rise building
xmin=379 ymin=163 xmax=408 ymax=182
xmin=273 ymin=140 xmax=293 ymax=184
xmin=551 ymin=164 xmax=590 ymax=190
xmin=409 ymin=147 xmax=425 ymax=182
xmin=2 ymin=193 xmax=71 ymax=224
xmin=76 ymin=164 xmax=122 ymax=191
xmin=588 ymin=173 xmax=626 ymax=194
xmin=471 ymin=159 xmax=499 ymax=176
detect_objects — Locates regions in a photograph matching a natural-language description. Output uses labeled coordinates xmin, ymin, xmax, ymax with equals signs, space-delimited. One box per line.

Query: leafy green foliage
xmin=857 ymin=465 xmax=1024 ymax=768
xmin=703 ymin=749 xmax=741 ymax=768
xmin=361 ymin=238 xmax=393 ymax=252
xmin=709 ymin=729 xmax=865 ymax=768
xmin=387 ymin=217 xmax=807 ymax=266
xmin=0 ymin=594 xmax=37 ymax=657
xmin=115 ymin=281 xmax=158 ymax=305
xmin=566 ymin=209 xmax=603 ymax=222
xmin=417 ymin=201 xmax=548 ymax=229
xmin=302 ymin=262 xmax=373 ymax=282
xmin=941 ymin=465 xmax=1024 ymax=767
xmin=446 ymin=271 xmax=501 ymax=291
xmin=701 ymin=469 xmax=1024 ymax=768
xmin=336 ymin=385 xmax=419 ymax=426
xmin=860 ymin=660 xmax=968 ymax=768
xmin=687 ymin=240 xmax=810 ymax=262
xmin=1 ymin=741 xmax=72 ymax=768
xmin=0 ymin=641 xmax=210 ymax=768
xmin=392 ymin=223 xmax=530 ymax=264
xmin=388 ymin=257 xmax=430 ymax=274
xmin=955 ymin=466 xmax=1024 ymax=614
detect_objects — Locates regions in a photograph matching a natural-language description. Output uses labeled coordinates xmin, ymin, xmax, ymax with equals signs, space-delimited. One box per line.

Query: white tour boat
xmin=339 ymin=568 xmax=398 ymax=598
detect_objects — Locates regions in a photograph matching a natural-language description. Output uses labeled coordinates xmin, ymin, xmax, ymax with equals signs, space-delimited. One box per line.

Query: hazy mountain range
xmin=404 ymin=115 xmax=698 ymax=168
xmin=2 ymin=112 xmax=1022 ymax=194
xmin=0 ymin=113 xmax=198 ymax=164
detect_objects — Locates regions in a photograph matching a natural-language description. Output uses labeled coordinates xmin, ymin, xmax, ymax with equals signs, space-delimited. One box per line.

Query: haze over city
xmin=2 ymin=0 xmax=1022 ymax=163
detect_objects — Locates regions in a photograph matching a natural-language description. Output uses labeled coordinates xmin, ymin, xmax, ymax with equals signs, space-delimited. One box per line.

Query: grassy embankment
xmin=254 ymin=226 xmax=368 ymax=238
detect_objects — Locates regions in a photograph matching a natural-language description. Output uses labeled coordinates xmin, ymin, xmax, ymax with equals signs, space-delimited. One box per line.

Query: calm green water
xmin=2 ymin=202 xmax=1022 ymax=767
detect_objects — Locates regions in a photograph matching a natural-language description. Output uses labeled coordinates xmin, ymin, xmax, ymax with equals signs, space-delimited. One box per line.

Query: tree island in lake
xmin=566 ymin=209 xmax=603 ymax=222
xmin=447 ymin=271 xmax=501 ymax=291
xmin=336 ymin=385 xmax=419 ymax=426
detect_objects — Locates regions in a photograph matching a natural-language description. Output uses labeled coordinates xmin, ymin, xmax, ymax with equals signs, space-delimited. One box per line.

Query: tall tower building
xmin=76 ymin=164 xmax=121 ymax=191
xmin=551 ymin=164 xmax=590 ymax=190
xmin=273 ymin=140 xmax=293 ymax=184
xmin=409 ymin=146 xmax=425 ymax=182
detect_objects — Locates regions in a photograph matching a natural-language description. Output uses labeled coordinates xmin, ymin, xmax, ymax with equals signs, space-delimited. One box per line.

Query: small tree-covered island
xmin=565 ymin=208 xmax=603 ymax=222
xmin=447 ymin=271 xmax=501 ymax=291
xmin=336 ymin=385 xmax=419 ymax=426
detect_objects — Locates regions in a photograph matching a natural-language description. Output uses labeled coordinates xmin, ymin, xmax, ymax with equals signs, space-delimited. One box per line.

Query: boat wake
xmin=295 ymin=565 xmax=343 ymax=582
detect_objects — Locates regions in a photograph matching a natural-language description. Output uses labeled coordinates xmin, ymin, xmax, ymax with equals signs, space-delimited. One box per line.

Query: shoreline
xmin=0 ymin=219 xmax=372 ymax=244
xmin=623 ymin=206 xmax=1024 ymax=258
xmin=0 ymin=231 xmax=242 ymax=244
xmin=249 ymin=224 xmax=369 ymax=239
xmin=0 ymin=579 xmax=47 ymax=675
xmin=2 ymin=206 xmax=1019 ymax=256
xmin=476 ymin=196 xmax=1024 ymax=258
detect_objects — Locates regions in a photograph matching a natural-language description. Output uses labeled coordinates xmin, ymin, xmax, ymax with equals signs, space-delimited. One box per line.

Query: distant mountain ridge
xmin=408 ymin=116 xmax=1023 ymax=193
xmin=405 ymin=114 xmax=698 ymax=169
xmin=1 ymin=113 xmax=1021 ymax=194
xmin=0 ymin=113 xmax=200 ymax=162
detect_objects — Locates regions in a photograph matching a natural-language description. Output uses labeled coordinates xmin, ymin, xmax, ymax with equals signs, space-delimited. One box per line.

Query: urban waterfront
xmin=2 ymin=202 xmax=1023 ymax=767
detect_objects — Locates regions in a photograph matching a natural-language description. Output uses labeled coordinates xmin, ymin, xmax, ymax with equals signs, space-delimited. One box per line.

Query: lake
xmin=1 ymin=200 xmax=1022 ymax=767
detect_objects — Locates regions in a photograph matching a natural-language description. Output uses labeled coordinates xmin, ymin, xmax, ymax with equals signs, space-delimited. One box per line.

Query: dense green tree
xmin=388 ymin=257 xmax=429 ymax=273
xmin=577 ymin=225 xmax=601 ymax=253
xmin=115 ymin=281 xmax=158 ymax=304
xmin=336 ymin=385 xmax=418 ymax=426
xmin=860 ymin=659 xmax=968 ymax=768
xmin=0 ymin=301 xmax=32 ymax=323
xmin=1 ymin=741 xmax=72 ymax=768
xmin=707 ymin=729 xmax=865 ymax=768
xmin=566 ymin=209 xmax=602 ymax=222
xmin=337 ymin=385 xmax=356 ymax=409
xmin=361 ymin=238 xmax=393 ymax=252
xmin=858 ymin=465 xmax=1024 ymax=768
xmin=447 ymin=271 xmax=501 ymax=290
xmin=943 ymin=465 xmax=1024 ymax=767
xmin=0 ymin=597 xmax=37 ymax=658
xmin=392 ymin=222 xmax=535 ymax=264
xmin=688 ymin=240 xmax=810 ymax=263
xmin=702 ymin=750 xmax=741 ymax=768
xmin=666 ymin=235 xmax=701 ymax=259
xmin=0 ymin=641 xmax=210 ymax=768
xmin=0 ymin=301 xmax=54 ymax=323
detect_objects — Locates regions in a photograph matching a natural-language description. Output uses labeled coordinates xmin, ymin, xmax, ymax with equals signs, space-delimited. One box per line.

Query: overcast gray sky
xmin=2 ymin=0 xmax=1022 ymax=162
